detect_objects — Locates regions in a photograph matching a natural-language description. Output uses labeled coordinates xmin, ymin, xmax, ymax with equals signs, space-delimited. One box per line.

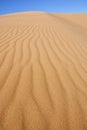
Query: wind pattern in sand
xmin=0 ymin=12 xmax=87 ymax=130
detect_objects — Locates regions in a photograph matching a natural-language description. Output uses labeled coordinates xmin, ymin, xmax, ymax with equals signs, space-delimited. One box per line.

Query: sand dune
xmin=0 ymin=12 xmax=87 ymax=130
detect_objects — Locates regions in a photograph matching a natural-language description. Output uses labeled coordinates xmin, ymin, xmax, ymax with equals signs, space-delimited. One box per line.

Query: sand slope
xmin=0 ymin=12 xmax=87 ymax=130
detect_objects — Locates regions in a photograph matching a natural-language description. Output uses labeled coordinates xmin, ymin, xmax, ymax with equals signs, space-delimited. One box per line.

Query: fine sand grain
xmin=0 ymin=12 xmax=87 ymax=130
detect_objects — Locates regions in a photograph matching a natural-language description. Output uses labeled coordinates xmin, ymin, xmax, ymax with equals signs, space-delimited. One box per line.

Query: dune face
xmin=0 ymin=12 xmax=87 ymax=130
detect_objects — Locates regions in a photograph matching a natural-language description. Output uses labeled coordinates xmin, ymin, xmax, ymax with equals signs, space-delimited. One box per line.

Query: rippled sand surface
xmin=0 ymin=12 xmax=87 ymax=130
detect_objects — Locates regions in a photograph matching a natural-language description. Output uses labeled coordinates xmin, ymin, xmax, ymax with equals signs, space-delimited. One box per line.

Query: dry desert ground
xmin=0 ymin=12 xmax=87 ymax=130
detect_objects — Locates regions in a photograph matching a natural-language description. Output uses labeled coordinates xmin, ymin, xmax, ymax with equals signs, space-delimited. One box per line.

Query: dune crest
xmin=0 ymin=12 xmax=87 ymax=130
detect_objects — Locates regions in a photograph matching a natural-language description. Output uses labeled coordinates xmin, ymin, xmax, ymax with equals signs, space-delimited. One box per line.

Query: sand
xmin=0 ymin=12 xmax=87 ymax=130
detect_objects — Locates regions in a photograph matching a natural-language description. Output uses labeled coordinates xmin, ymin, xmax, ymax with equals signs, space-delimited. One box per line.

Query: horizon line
xmin=0 ymin=11 xmax=87 ymax=16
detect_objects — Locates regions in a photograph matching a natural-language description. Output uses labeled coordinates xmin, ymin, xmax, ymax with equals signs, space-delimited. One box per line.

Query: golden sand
xmin=0 ymin=12 xmax=87 ymax=130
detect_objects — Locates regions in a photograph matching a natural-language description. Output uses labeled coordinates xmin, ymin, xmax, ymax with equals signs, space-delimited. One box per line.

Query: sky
xmin=0 ymin=0 xmax=87 ymax=15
